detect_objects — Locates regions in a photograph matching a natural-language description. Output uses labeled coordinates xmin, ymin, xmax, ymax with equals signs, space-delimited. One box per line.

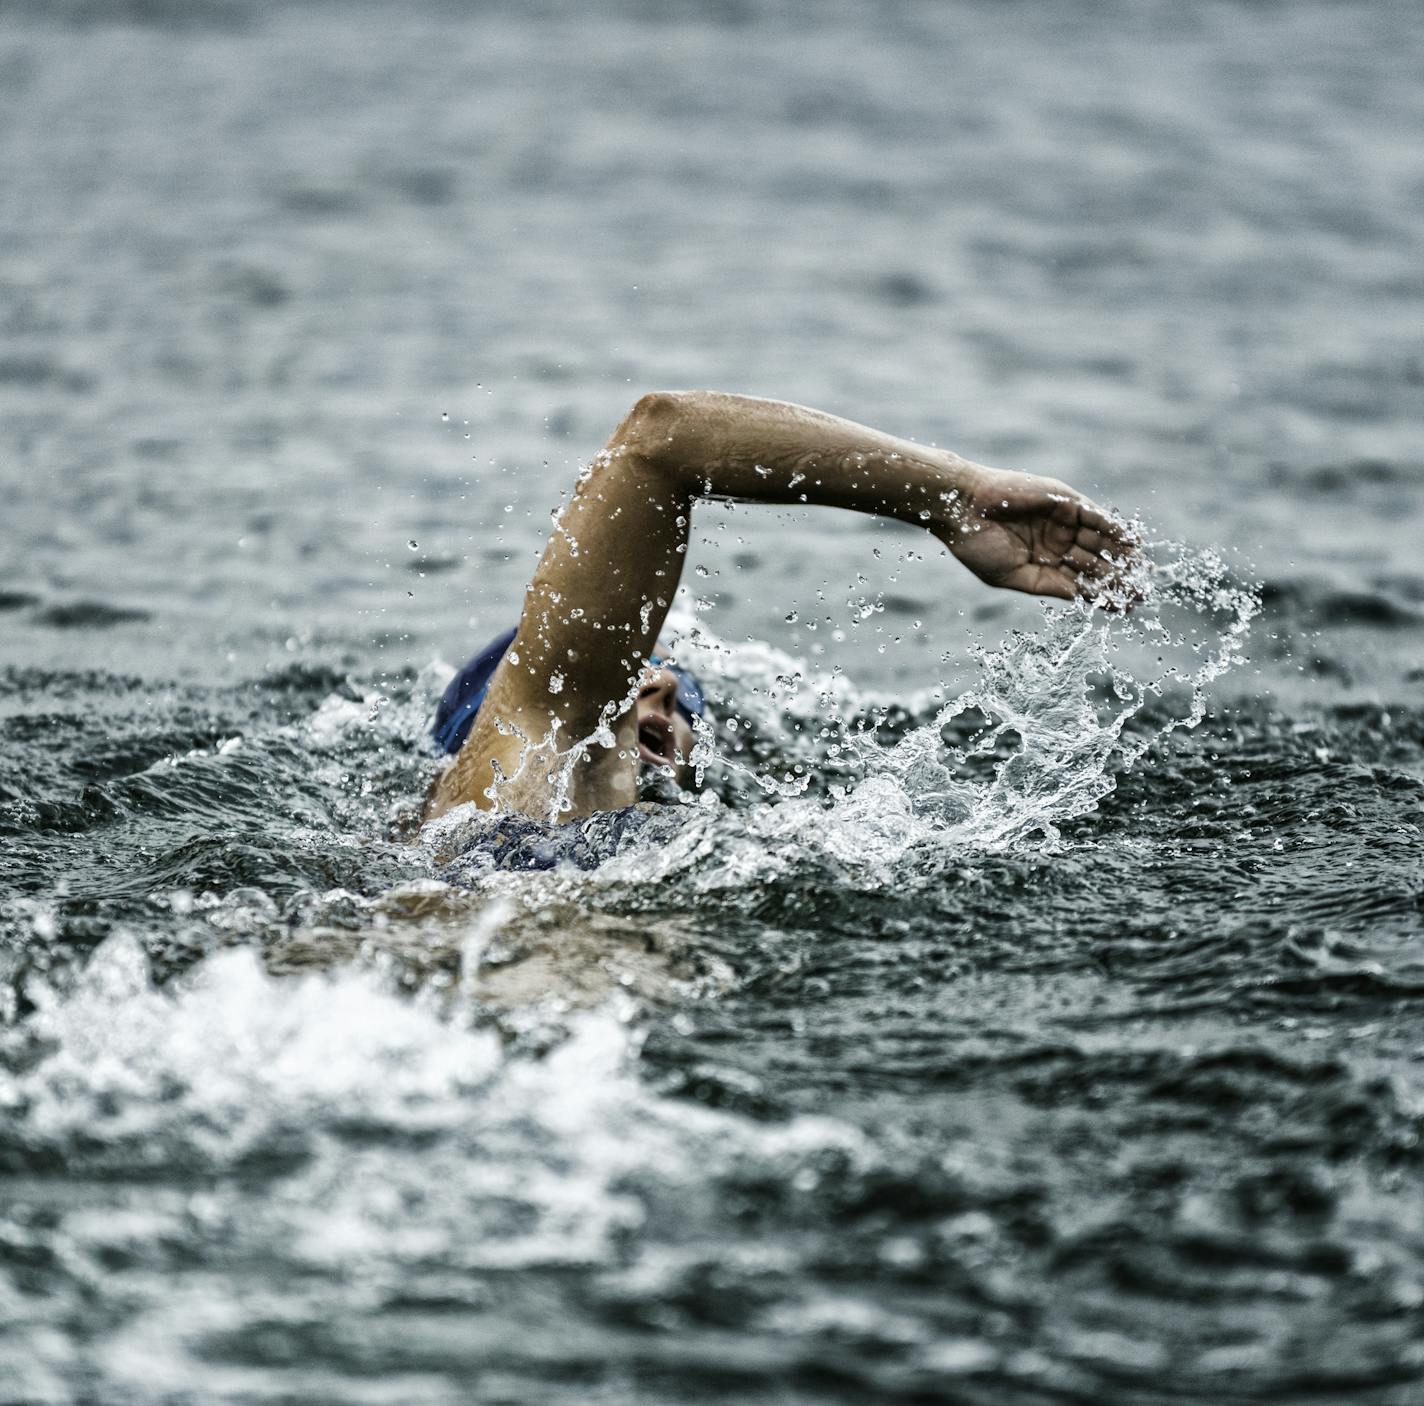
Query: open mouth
xmin=637 ymin=715 xmax=676 ymax=769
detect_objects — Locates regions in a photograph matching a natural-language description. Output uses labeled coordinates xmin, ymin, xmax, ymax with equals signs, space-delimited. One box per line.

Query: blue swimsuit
xmin=436 ymin=803 xmax=689 ymax=881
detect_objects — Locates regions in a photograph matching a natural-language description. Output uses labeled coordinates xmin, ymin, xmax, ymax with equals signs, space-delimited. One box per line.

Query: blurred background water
xmin=2 ymin=1 xmax=1424 ymax=1402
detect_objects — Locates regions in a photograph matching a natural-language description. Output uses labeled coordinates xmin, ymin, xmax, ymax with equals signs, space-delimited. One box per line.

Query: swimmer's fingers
xmin=1076 ymin=508 xmax=1142 ymax=556
xmin=1081 ymin=554 xmax=1150 ymax=612
xmin=1062 ymin=537 xmax=1148 ymax=612
xmin=1073 ymin=523 xmax=1128 ymax=558
xmin=1073 ymin=499 xmax=1128 ymax=537
xmin=1070 ymin=504 xmax=1147 ymax=607
xmin=1065 ymin=544 xmax=1113 ymax=580
xmin=1045 ymin=487 xmax=1140 ymax=560
xmin=993 ymin=555 xmax=1136 ymax=607
xmin=955 ymin=470 xmax=1143 ymax=606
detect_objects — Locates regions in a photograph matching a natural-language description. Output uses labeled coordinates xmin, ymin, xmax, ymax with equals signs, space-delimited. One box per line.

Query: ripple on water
xmin=3 ymin=544 xmax=1424 ymax=1401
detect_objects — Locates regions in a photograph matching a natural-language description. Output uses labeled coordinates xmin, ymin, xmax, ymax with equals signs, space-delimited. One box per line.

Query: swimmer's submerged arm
xmin=428 ymin=391 xmax=1134 ymax=819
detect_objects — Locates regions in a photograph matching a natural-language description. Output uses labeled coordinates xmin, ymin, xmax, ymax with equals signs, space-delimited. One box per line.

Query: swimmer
xmin=425 ymin=391 xmax=1135 ymax=823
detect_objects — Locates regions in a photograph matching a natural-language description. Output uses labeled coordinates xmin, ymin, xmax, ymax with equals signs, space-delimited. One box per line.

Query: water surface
xmin=3 ymin=1 xmax=1424 ymax=1401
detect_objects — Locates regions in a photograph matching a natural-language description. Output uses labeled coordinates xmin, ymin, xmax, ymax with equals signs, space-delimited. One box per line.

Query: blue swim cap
xmin=433 ymin=628 xmax=706 ymax=756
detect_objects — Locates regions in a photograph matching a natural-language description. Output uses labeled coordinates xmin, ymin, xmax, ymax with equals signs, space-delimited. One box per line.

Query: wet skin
xmin=425 ymin=391 xmax=1136 ymax=823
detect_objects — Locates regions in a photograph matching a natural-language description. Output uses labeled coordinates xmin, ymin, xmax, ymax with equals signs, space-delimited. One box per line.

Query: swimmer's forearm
xmin=620 ymin=391 xmax=1133 ymax=602
xmin=623 ymin=391 xmax=978 ymax=524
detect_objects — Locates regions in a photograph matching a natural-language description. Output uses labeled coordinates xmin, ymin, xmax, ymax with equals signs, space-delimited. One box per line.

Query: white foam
xmin=4 ymin=936 xmax=867 ymax=1268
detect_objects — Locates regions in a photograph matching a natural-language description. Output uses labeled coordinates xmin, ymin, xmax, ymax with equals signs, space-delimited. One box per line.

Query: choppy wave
xmin=5 ymin=0 xmax=1424 ymax=1395
xmin=0 ymin=936 xmax=875 ymax=1399
xmin=6 ymin=908 xmax=1424 ymax=1403
xmin=6 ymin=543 xmax=1424 ymax=1399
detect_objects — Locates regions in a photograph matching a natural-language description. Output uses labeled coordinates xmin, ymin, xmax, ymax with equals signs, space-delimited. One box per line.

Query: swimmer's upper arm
xmin=426 ymin=397 xmax=688 ymax=818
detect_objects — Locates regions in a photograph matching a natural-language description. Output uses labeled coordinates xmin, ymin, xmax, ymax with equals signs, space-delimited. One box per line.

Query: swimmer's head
xmin=434 ymin=628 xmax=709 ymax=793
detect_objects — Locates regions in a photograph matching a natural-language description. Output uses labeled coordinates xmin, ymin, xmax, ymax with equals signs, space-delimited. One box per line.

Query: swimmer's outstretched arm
xmin=429 ymin=392 xmax=1134 ymax=819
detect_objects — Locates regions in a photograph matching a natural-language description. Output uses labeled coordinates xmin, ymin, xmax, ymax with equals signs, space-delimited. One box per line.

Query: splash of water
xmin=0 ymin=930 xmax=868 ymax=1268
xmin=629 ymin=537 xmax=1257 ymax=883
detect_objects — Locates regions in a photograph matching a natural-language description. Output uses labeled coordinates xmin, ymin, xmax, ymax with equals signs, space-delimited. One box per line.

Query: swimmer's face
xmin=635 ymin=664 xmax=697 ymax=787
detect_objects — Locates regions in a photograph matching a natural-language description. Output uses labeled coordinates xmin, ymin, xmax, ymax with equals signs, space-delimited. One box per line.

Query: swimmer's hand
xmin=936 ymin=466 xmax=1138 ymax=603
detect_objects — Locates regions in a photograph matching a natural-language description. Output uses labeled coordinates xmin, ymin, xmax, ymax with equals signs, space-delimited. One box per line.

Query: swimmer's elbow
xmin=616 ymin=390 xmax=689 ymax=467
xmin=628 ymin=389 xmax=685 ymax=430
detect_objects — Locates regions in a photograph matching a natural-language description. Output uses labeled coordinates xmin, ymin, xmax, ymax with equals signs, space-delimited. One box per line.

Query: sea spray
xmin=627 ymin=537 xmax=1258 ymax=884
